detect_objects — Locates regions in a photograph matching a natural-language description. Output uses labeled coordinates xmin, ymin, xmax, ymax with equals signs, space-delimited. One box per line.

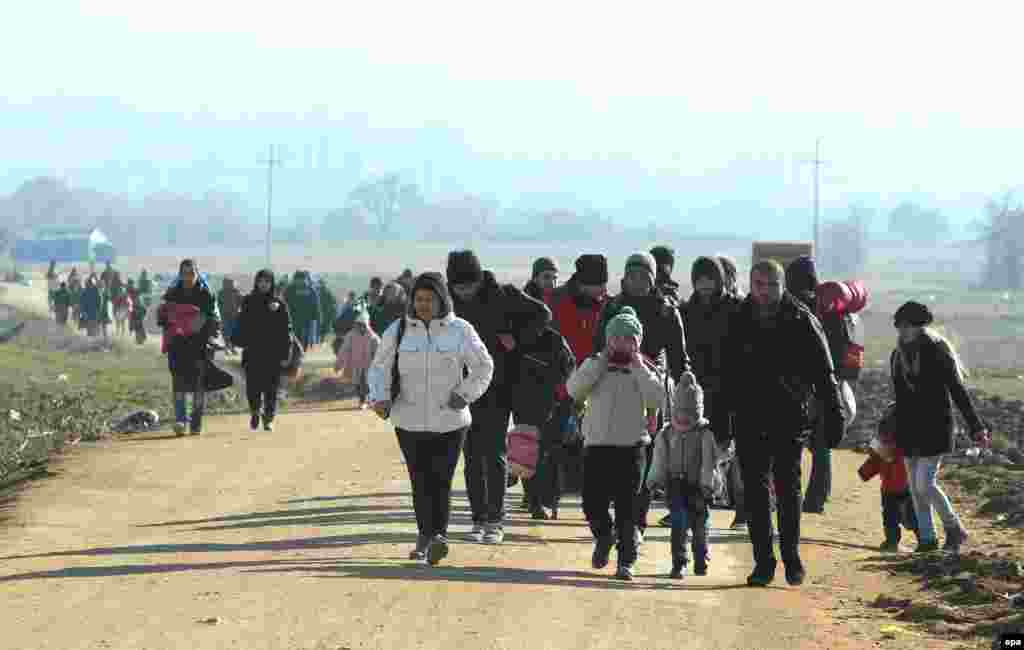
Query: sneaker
xmin=249 ymin=414 xmax=260 ymax=431
xmin=915 ymin=540 xmax=940 ymax=553
xmin=409 ymin=535 xmax=430 ymax=561
xmin=263 ymin=418 xmax=274 ymax=432
xmin=785 ymin=561 xmax=806 ymax=586
xmin=549 ymin=506 xmax=559 ymax=521
xmin=592 ymin=535 xmax=615 ymax=569
xmin=358 ymin=402 xmax=369 ymax=411
xmin=670 ymin=561 xmax=688 ymax=580
xmin=730 ymin=515 xmax=748 ymax=530
xmin=483 ymin=524 xmax=504 ymax=545
xmin=747 ymin=566 xmax=776 ymax=587
xmin=467 ymin=523 xmax=485 ymax=543
xmin=615 ymin=564 xmax=634 ymax=581
xmin=879 ymin=540 xmax=901 ymax=553
xmin=802 ymin=503 xmax=825 ymax=515
xmin=427 ymin=535 xmax=449 ymax=566
xmin=634 ymin=529 xmax=645 ymax=548
xmin=658 ymin=514 xmax=672 ymax=528
xmin=529 ymin=505 xmax=550 ymax=521
xmin=173 ymin=422 xmax=187 ymax=437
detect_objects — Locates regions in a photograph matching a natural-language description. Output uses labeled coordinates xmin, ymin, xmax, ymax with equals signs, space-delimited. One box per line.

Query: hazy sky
xmin=3 ymin=2 xmax=1022 ymax=236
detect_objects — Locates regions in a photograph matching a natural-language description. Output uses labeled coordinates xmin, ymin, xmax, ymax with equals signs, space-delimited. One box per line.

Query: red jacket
xmin=857 ymin=447 xmax=909 ymax=494
xmin=548 ymin=283 xmax=606 ymax=400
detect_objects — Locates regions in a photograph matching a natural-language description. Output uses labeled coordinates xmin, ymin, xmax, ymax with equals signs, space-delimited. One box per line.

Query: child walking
xmin=858 ymin=403 xmax=920 ymax=552
xmin=568 ymin=307 xmax=666 ymax=580
xmin=335 ymin=310 xmax=380 ymax=409
xmin=648 ymin=372 xmax=722 ymax=578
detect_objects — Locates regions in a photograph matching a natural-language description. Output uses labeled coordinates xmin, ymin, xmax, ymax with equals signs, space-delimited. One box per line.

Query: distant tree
xmin=888 ymin=201 xmax=950 ymax=243
xmin=976 ymin=195 xmax=1024 ymax=290
xmin=821 ymin=203 xmax=871 ymax=275
xmin=347 ymin=173 xmax=423 ymax=237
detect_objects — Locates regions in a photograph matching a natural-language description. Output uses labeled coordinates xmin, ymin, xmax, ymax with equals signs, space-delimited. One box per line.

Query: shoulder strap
xmin=391 ymin=317 xmax=407 ymax=400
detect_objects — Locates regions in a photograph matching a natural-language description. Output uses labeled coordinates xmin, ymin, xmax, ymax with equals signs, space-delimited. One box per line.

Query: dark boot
xmin=592 ymin=534 xmax=615 ymax=570
xmin=747 ymin=562 xmax=776 ymax=587
xmin=670 ymin=527 xmax=688 ymax=579
xmin=408 ymin=534 xmax=430 ymax=560
xmin=943 ymin=526 xmax=968 ymax=553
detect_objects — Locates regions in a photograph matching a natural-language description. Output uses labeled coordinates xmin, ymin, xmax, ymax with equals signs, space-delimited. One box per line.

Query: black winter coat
xmin=451 ymin=270 xmax=552 ymax=397
xmin=507 ymin=327 xmax=576 ymax=426
xmin=890 ymin=335 xmax=985 ymax=457
xmin=593 ymin=291 xmax=691 ymax=383
xmin=722 ymin=292 xmax=842 ymax=440
xmin=682 ymin=291 xmax=742 ymax=395
xmin=233 ymin=292 xmax=294 ymax=370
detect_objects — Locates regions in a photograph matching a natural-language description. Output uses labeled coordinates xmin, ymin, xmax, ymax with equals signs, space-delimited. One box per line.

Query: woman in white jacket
xmin=369 ymin=272 xmax=494 ymax=565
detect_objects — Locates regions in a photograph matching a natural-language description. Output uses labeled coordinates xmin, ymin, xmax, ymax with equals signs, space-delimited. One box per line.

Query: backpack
xmin=822 ymin=311 xmax=864 ymax=381
xmin=391 ymin=317 xmax=407 ymax=402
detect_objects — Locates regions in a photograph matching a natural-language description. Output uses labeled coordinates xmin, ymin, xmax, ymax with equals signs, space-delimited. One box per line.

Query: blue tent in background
xmin=13 ymin=226 xmax=116 ymax=264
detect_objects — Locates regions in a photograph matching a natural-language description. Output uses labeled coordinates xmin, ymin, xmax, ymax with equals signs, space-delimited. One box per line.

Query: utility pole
xmin=260 ymin=145 xmax=284 ymax=267
xmin=801 ymin=137 xmax=828 ymax=256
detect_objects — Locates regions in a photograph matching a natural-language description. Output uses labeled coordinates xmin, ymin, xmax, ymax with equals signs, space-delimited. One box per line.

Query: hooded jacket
xmin=160 ymin=270 xmax=222 ymax=373
xmin=890 ymin=332 xmax=986 ymax=457
xmin=284 ymin=272 xmax=322 ymax=330
xmin=233 ymin=270 xmax=294 ymax=368
xmin=682 ymin=256 xmax=742 ymax=395
xmin=721 ymin=291 xmax=842 ymax=440
xmin=369 ymin=273 xmax=495 ymax=434
xmin=449 ymin=270 xmax=552 ymax=396
xmin=506 ymin=326 xmax=576 ymax=426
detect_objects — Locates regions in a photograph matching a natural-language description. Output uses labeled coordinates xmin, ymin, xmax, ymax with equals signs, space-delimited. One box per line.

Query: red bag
xmin=508 ymin=424 xmax=541 ymax=479
xmin=817 ymin=280 xmax=869 ymax=316
xmin=158 ymin=303 xmax=204 ymax=354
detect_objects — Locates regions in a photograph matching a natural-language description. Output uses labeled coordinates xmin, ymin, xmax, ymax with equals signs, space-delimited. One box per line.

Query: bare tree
xmin=977 ymin=195 xmax=1024 ymax=290
xmin=821 ymin=203 xmax=871 ymax=275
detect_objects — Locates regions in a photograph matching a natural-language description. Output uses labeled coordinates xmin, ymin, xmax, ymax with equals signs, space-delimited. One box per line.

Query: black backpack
xmin=821 ymin=311 xmax=864 ymax=382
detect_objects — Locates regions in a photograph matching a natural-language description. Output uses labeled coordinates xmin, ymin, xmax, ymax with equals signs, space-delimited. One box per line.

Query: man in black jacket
xmin=650 ymin=245 xmax=682 ymax=307
xmin=594 ymin=251 xmax=690 ymax=543
xmin=447 ymin=250 xmax=553 ymax=545
xmin=524 ymin=257 xmax=559 ymax=302
xmin=722 ymin=259 xmax=845 ymax=587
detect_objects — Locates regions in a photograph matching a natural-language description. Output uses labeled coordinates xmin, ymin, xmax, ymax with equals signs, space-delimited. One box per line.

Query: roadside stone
xmin=872 ymin=594 xmax=913 ymax=610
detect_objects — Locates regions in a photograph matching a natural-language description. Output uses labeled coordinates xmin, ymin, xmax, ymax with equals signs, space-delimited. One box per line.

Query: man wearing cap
xmin=650 ymin=245 xmax=682 ymax=307
xmin=594 ymin=251 xmax=690 ymax=544
xmin=524 ymin=257 xmax=559 ymax=303
xmin=721 ymin=259 xmax=845 ymax=587
xmin=447 ymin=250 xmax=553 ymax=545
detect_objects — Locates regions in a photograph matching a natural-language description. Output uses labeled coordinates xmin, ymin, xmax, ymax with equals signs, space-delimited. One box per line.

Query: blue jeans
xmin=905 ymin=455 xmax=962 ymax=543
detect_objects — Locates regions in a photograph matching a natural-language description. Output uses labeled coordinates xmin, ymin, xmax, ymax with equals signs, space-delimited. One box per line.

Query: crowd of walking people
xmin=39 ymin=243 xmax=993 ymax=586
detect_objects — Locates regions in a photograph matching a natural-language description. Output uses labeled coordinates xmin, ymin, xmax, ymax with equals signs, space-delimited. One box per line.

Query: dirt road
xmin=1 ymin=402 xmax=959 ymax=650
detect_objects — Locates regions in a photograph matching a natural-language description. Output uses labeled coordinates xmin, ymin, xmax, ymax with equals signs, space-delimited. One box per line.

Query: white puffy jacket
xmin=368 ymin=313 xmax=494 ymax=434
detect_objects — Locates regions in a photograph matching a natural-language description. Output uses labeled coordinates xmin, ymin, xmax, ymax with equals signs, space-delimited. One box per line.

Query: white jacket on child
xmin=369 ymin=313 xmax=494 ymax=434
xmin=566 ymin=351 xmax=666 ymax=447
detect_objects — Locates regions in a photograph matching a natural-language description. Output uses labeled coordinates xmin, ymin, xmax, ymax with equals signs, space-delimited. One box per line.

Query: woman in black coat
xmin=232 ymin=269 xmax=294 ymax=432
xmin=890 ymin=301 xmax=989 ymax=553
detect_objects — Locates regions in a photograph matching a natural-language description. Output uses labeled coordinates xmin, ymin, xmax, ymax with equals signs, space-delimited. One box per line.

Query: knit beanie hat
xmin=624 ymin=252 xmax=657 ymax=287
xmin=446 ymin=250 xmax=484 ymax=286
xmin=532 ymin=257 xmax=558 ymax=279
xmin=605 ymin=305 xmax=643 ymax=340
xmin=893 ymin=300 xmax=933 ymax=327
xmin=673 ymin=372 xmax=706 ymax=425
xmin=690 ymin=256 xmax=722 ymax=287
xmin=650 ymin=246 xmax=676 ymax=271
xmin=785 ymin=255 xmax=818 ymax=295
xmin=574 ymin=254 xmax=609 ymax=285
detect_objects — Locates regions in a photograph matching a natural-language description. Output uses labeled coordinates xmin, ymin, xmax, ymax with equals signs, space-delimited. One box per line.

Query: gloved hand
xmin=447 ymin=392 xmax=468 ymax=410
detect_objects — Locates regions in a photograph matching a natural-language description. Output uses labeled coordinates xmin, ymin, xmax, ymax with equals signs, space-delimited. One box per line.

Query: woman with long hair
xmin=890 ymin=301 xmax=989 ymax=553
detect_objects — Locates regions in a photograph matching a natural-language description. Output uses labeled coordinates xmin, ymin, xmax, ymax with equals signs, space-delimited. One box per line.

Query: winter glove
xmin=447 ymin=392 xmax=469 ymax=410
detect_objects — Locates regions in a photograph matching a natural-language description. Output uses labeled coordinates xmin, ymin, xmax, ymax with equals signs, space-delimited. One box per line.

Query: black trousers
xmin=397 ymin=428 xmax=466 ymax=539
xmin=246 ymin=364 xmax=282 ymax=419
xmin=464 ymin=395 xmax=511 ymax=525
xmin=737 ymin=431 xmax=804 ymax=570
xmin=582 ymin=445 xmax=647 ymax=566
xmin=882 ymin=489 xmax=919 ymax=544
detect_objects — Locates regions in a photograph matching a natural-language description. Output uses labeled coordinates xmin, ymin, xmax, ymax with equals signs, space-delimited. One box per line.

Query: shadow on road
xmin=241 ymin=559 xmax=756 ymax=591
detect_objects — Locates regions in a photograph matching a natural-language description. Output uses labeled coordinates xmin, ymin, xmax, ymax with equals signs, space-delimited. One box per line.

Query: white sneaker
xmin=173 ymin=422 xmax=187 ymax=437
xmin=634 ymin=529 xmax=645 ymax=548
xmin=483 ymin=524 xmax=504 ymax=545
xmin=467 ymin=524 xmax=485 ymax=543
